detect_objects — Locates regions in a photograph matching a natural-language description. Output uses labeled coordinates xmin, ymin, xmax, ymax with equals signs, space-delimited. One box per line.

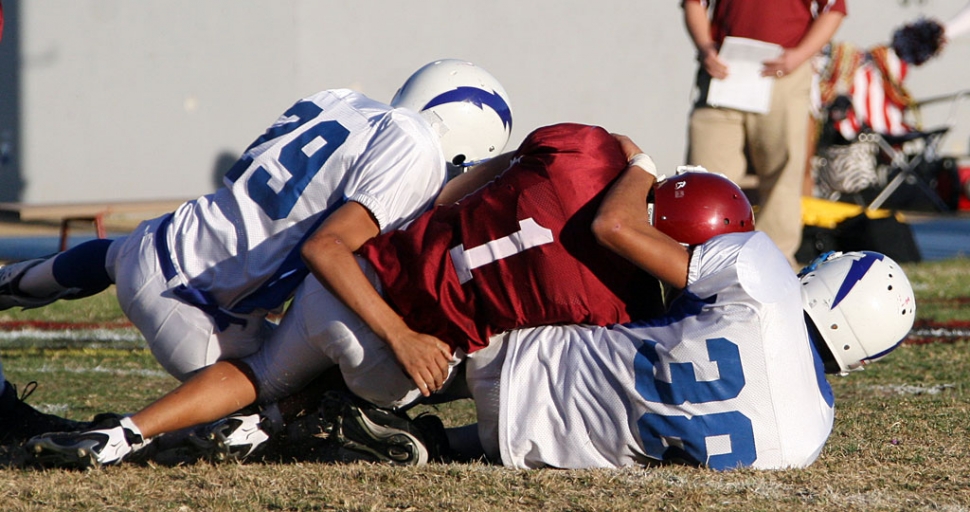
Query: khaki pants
xmin=688 ymin=61 xmax=813 ymax=266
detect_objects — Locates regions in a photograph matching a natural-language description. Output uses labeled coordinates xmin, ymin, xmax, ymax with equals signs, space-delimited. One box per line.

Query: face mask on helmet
xmin=798 ymin=251 xmax=916 ymax=375
xmin=649 ymin=168 xmax=755 ymax=246
xmin=391 ymin=59 xmax=513 ymax=172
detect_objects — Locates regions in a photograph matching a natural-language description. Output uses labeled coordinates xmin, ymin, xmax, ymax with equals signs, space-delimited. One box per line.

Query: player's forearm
xmin=302 ymin=201 xmax=450 ymax=394
xmin=300 ymin=201 xmax=409 ymax=347
xmin=435 ymin=152 xmax=515 ymax=205
xmin=593 ymin=164 xmax=689 ymax=289
xmin=302 ymin=231 xmax=410 ymax=349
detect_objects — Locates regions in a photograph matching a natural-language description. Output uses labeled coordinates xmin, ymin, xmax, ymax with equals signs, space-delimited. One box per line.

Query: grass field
xmin=1 ymin=259 xmax=969 ymax=511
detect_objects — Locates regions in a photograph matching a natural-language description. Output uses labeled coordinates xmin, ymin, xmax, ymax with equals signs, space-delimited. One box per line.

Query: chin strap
xmin=797 ymin=251 xmax=838 ymax=278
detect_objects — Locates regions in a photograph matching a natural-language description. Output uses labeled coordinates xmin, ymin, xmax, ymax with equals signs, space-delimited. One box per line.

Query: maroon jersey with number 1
xmin=357 ymin=123 xmax=664 ymax=353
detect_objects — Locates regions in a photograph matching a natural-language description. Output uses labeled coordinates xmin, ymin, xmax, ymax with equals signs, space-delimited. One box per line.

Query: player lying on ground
xmin=437 ymin=238 xmax=915 ymax=470
xmin=0 ymin=59 xmax=513 ymax=446
xmin=277 ymin=134 xmax=914 ymax=471
xmin=244 ymin=135 xmax=915 ymax=471
xmin=24 ymin=124 xmax=756 ymax=467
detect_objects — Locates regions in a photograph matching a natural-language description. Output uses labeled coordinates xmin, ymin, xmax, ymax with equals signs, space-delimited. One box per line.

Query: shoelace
xmin=15 ymin=380 xmax=39 ymax=403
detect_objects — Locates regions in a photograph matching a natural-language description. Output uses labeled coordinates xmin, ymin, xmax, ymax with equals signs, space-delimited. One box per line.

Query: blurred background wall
xmin=0 ymin=0 xmax=967 ymax=203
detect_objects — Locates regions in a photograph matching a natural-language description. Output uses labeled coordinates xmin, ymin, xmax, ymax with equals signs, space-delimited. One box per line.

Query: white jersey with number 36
xmin=496 ymin=231 xmax=835 ymax=470
xmin=163 ymin=89 xmax=446 ymax=313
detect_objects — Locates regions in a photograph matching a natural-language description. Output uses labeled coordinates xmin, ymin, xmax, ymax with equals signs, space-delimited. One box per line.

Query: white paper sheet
xmin=706 ymin=36 xmax=784 ymax=114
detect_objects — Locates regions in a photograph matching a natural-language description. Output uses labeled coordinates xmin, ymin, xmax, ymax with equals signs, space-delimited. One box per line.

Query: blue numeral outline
xmin=635 ymin=337 xmax=745 ymax=404
xmin=638 ymin=411 xmax=756 ymax=470
xmin=226 ymin=101 xmax=350 ymax=219
xmin=634 ymin=336 xmax=756 ymax=469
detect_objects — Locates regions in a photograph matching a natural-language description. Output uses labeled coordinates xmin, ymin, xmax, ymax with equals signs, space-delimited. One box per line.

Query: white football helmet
xmin=392 ymin=59 xmax=513 ymax=170
xmin=799 ymin=251 xmax=916 ymax=374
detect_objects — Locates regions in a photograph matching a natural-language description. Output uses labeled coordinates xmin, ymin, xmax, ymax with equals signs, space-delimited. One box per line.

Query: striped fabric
xmin=831 ymin=47 xmax=912 ymax=140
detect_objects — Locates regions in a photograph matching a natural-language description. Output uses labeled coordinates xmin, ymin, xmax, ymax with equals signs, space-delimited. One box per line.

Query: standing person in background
xmin=682 ymin=0 xmax=846 ymax=267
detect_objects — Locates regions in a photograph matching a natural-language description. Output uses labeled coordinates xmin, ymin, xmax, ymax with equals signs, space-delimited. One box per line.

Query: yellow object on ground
xmin=801 ymin=197 xmax=904 ymax=229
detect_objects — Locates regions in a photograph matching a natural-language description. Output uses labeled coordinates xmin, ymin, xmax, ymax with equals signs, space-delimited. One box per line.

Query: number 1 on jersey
xmin=450 ymin=218 xmax=554 ymax=284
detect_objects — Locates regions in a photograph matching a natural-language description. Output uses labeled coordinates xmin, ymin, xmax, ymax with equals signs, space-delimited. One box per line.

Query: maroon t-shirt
xmin=358 ymin=123 xmax=665 ymax=353
xmin=685 ymin=0 xmax=847 ymax=49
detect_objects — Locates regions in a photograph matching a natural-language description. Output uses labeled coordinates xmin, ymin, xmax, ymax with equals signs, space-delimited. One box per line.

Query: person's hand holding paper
xmin=705 ymin=36 xmax=783 ymax=114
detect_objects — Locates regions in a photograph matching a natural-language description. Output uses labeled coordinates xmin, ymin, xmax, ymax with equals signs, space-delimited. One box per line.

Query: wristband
xmin=628 ymin=153 xmax=657 ymax=178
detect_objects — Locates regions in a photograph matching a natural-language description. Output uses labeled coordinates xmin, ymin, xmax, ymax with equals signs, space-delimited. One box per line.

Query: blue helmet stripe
xmin=423 ymin=87 xmax=513 ymax=131
xmin=866 ymin=336 xmax=906 ymax=362
xmin=832 ymin=252 xmax=884 ymax=309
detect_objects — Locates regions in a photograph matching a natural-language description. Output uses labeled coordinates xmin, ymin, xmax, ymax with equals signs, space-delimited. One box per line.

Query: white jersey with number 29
xmin=496 ymin=231 xmax=835 ymax=470
xmin=163 ymin=89 xmax=446 ymax=313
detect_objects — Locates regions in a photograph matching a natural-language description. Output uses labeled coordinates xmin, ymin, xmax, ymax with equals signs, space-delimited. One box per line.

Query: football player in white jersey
xmin=451 ymin=236 xmax=914 ymax=470
xmin=350 ymin=136 xmax=916 ymax=470
xmin=0 ymin=59 xmax=513 ymax=445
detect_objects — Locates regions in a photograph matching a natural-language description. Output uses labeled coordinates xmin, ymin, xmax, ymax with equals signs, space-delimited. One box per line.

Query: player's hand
xmin=611 ymin=133 xmax=643 ymax=161
xmin=387 ymin=329 xmax=453 ymax=397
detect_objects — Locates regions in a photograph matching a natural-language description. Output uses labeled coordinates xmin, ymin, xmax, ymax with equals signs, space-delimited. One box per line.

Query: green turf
xmin=0 ymin=258 xmax=968 ymax=511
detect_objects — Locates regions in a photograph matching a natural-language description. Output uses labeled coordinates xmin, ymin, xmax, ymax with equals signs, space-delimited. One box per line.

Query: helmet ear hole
xmin=452 ymin=154 xmax=467 ymax=167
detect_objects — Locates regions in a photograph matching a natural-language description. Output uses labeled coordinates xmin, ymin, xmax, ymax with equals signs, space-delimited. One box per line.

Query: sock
xmin=19 ymin=239 xmax=114 ymax=298
xmin=52 ymin=239 xmax=113 ymax=290
xmin=120 ymin=415 xmax=152 ymax=451
xmin=260 ymin=402 xmax=284 ymax=433
xmin=445 ymin=423 xmax=486 ymax=462
xmin=17 ymin=258 xmax=60 ymax=297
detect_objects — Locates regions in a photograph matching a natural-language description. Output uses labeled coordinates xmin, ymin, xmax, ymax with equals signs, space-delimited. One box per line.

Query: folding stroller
xmin=861 ymin=89 xmax=968 ymax=211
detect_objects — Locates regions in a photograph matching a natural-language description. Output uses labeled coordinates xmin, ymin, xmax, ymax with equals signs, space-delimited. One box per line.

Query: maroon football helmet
xmin=651 ymin=170 xmax=755 ymax=246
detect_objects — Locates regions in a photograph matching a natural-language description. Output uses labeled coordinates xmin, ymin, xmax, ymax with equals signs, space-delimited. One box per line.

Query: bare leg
xmin=130 ymin=360 xmax=257 ymax=438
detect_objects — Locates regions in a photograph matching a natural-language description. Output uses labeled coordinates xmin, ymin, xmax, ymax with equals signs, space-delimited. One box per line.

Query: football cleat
xmin=0 ymin=257 xmax=88 ymax=310
xmin=26 ymin=416 xmax=148 ymax=469
xmin=412 ymin=413 xmax=451 ymax=463
xmin=187 ymin=410 xmax=272 ymax=462
xmin=0 ymin=380 xmax=87 ymax=446
xmin=322 ymin=392 xmax=435 ymax=466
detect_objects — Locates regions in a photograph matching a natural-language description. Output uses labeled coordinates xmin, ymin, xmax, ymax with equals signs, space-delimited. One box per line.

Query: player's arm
xmin=434 ymin=152 xmax=516 ymax=205
xmin=300 ymin=202 xmax=452 ymax=396
xmin=591 ymin=135 xmax=690 ymax=289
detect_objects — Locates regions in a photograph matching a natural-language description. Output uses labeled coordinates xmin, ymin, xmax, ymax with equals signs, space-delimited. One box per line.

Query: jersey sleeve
xmin=687 ymin=231 xmax=794 ymax=304
xmin=344 ymin=111 xmax=446 ymax=232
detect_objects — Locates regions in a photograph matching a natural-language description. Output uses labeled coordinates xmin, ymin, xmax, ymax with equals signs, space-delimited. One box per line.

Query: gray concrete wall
xmin=0 ymin=0 xmax=968 ymax=204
